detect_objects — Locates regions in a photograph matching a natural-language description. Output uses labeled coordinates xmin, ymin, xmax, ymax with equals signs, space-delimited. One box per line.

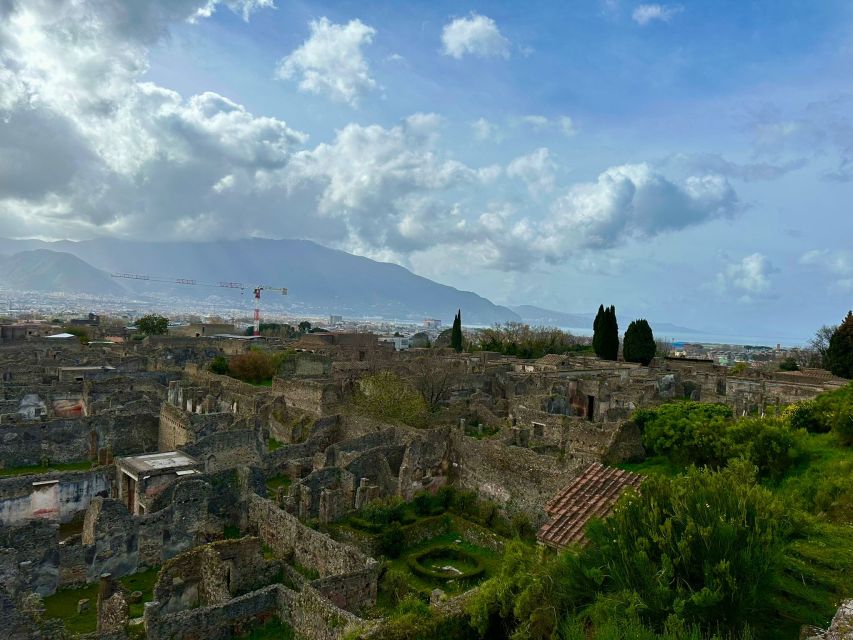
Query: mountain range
xmin=0 ymin=237 xmax=705 ymax=334
xmin=0 ymin=238 xmax=519 ymax=324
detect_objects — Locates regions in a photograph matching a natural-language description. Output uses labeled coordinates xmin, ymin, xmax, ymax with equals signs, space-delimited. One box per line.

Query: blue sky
xmin=1 ymin=1 xmax=852 ymax=341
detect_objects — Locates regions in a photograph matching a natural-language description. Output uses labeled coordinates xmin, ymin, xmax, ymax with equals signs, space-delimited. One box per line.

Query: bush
xmin=354 ymin=372 xmax=427 ymax=425
xmin=228 ymin=350 xmax=275 ymax=383
xmin=136 ymin=314 xmax=168 ymax=336
xmin=511 ymin=513 xmax=536 ymax=541
xmin=788 ymin=401 xmax=831 ymax=433
xmin=567 ymin=463 xmax=787 ymax=632
xmin=209 ymin=355 xmax=229 ymax=375
xmin=379 ymin=522 xmax=405 ymax=558
xmin=637 ymin=402 xmax=733 ymax=469
xmin=724 ymin=416 xmax=801 ymax=480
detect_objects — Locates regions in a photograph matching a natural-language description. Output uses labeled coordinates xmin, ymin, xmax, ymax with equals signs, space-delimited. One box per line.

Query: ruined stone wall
xmin=397 ymin=427 xmax=453 ymax=500
xmin=182 ymin=429 xmax=261 ymax=472
xmin=0 ymin=520 xmax=59 ymax=596
xmin=0 ymin=467 xmax=112 ymax=525
xmin=452 ymin=433 xmax=585 ymax=522
xmin=273 ymin=378 xmax=344 ymax=415
xmin=145 ymin=584 xmax=281 ymax=640
xmin=158 ymin=403 xmax=237 ymax=452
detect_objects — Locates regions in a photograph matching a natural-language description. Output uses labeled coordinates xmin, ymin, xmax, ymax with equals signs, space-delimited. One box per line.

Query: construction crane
xmin=111 ymin=273 xmax=287 ymax=336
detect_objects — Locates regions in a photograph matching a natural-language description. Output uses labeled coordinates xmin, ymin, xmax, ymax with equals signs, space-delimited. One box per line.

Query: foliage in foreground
xmin=468 ymin=464 xmax=787 ymax=640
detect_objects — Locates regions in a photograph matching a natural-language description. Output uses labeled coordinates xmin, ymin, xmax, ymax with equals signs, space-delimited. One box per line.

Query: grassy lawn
xmin=121 ymin=567 xmax=159 ymax=619
xmin=43 ymin=567 xmax=161 ymax=633
xmin=43 ymin=583 xmax=99 ymax=635
xmin=0 ymin=461 xmax=95 ymax=477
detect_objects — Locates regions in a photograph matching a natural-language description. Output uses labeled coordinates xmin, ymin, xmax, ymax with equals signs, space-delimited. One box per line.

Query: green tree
xmin=778 ymin=357 xmax=799 ymax=371
xmin=451 ymin=310 xmax=463 ymax=352
xmin=298 ymin=320 xmax=311 ymax=334
xmin=623 ymin=318 xmax=656 ymax=365
xmin=136 ymin=314 xmax=168 ymax=335
xmin=592 ymin=304 xmax=605 ymax=357
xmin=208 ymin=355 xmax=229 ymax=375
xmin=826 ymin=311 xmax=853 ymax=379
xmin=594 ymin=305 xmax=619 ymax=361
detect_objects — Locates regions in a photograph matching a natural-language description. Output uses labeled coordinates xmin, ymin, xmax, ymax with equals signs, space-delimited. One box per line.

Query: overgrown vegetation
xmin=353 ymin=371 xmax=428 ymax=425
xmin=465 ymin=384 xmax=853 ymax=640
xmin=475 ymin=323 xmax=591 ymax=359
xmin=0 ymin=460 xmax=95 ymax=477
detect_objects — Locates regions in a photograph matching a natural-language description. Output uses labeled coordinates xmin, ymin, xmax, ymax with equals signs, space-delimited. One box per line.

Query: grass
xmin=224 ymin=525 xmax=242 ymax=539
xmin=121 ymin=567 xmax=159 ymax=619
xmin=249 ymin=379 xmax=273 ymax=387
xmin=42 ymin=567 xmax=162 ymax=633
xmin=265 ymin=474 xmax=291 ymax=497
xmin=292 ymin=560 xmax=320 ymax=580
xmin=386 ymin=532 xmax=501 ymax=598
xmin=616 ymin=455 xmax=684 ymax=478
xmin=43 ymin=583 xmax=99 ymax=635
xmin=240 ymin=618 xmax=295 ymax=639
xmin=267 ymin=437 xmax=284 ymax=452
xmin=0 ymin=461 xmax=95 ymax=477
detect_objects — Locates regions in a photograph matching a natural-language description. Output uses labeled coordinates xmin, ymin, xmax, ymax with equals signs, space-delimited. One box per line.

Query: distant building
xmin=424 ymin=318 xmax=442 ymax=329
xmin=69 ymin=313 xmax=100 ymax=327
xmin=170 ymin=322 xmax=235 ymax=337
xmin=379 ymin=335 xmax=411 ymax=351
xmin=329 ymin=315 xmax=343 ymax=325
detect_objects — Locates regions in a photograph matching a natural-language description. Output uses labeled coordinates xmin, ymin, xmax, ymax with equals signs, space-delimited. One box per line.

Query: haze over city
xmin=2 ymin=1 xmax=852 ymax=343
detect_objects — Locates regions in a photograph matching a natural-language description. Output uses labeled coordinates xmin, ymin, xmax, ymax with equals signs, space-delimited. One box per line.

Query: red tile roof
xmin=537 ymin=462 xmax=643 ymax=549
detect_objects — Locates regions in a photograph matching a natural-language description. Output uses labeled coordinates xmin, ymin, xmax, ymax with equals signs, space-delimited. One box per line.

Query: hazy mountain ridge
xmin=0 ymin=249 xmax=127 ymax=296
xmin=0 ymin=238 xmax=520 ymax=324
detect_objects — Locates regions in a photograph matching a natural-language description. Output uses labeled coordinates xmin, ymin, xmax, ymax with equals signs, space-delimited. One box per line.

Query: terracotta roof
xmin=536 ymin=354 xmax=568 ymax=366
xmin=537 ymin=462 xmax=643 ymax=549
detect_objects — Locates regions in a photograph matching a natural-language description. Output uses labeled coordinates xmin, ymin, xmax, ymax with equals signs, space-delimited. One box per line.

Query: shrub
xmin=209 ymin=355 xmax=229 ymax=375
xmin=563 ymin=463 xmax=787 ymax=632
xmin=788 ymin=401 xmax=831 ymax=433
xmin=354 ymin=372 xmax=427 ymax=425
xmin=724 ymin=416 xmax=800 ymax=480
xmin=228 ymin=350 xmax=275 ymax=383
xmin=412 ymin=492 xmax=433 ymax=516
xmin=511 ymin=513 xmax=536 ymax=541
xmin=637 ymin=402 xmax=733 ymax=469
xmin=379 ymin=522 xmax=405 ymax=558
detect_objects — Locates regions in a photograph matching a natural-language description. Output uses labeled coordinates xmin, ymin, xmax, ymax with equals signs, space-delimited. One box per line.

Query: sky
xmin=1 ymin=0 xmax=852 ymax=342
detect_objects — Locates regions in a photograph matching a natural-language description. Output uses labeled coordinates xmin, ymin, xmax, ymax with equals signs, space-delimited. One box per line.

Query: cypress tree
xmin=826 ymin=311 xmax=853 ymax=379
xmin=451 ymin=310 xmax=463 ymax=352
xmin=593 ymin=304 xmax=605 ymax=357
xmin=623 ymin=318 xmax=656 ymax=365
xmin=601 ymin=305 xmax=620 ymax=361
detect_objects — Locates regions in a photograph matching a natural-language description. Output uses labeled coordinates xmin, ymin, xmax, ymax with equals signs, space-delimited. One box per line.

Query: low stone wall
xmin=248 ymin=494 xmax=378 ymax=612
xmin=145 ymin=583 xmax=281 ymax=640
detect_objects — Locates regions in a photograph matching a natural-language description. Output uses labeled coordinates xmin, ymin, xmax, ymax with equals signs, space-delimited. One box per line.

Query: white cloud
xmin=192 ymin=0 xmax=275 ymax=22
xmin=0 ymin=1 xmax=742 ymax=275
xmin=441 ymin=13 xmax=510 ymax=59
xmin=472 ymin=117 xmax=497 ymax=141
xmin=521 ymin=115 xmax=577 ymax=137
xmin=507 ymin=148 xmax=556 ymax=194
xmin=716 ymin=253 xmax=776 ymax=301
xmin=545 ymin=163 xmax=738 ymax=250
xmin=632 ymin=4 xmax=683 ymax=25
xmin=276 ymin=17 xmax=376 ymax=106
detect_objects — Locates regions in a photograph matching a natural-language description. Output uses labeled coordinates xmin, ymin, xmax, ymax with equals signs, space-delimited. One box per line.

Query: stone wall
xmin=272 ymin=378 xmax=344 ymax=415
xmin=452 ymin=433 xmax=585 ymax=523
xmin=247 ymin=494 xmax=378 ymax=612
xmin=0 ymin=466 xmax=112 ymax=525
